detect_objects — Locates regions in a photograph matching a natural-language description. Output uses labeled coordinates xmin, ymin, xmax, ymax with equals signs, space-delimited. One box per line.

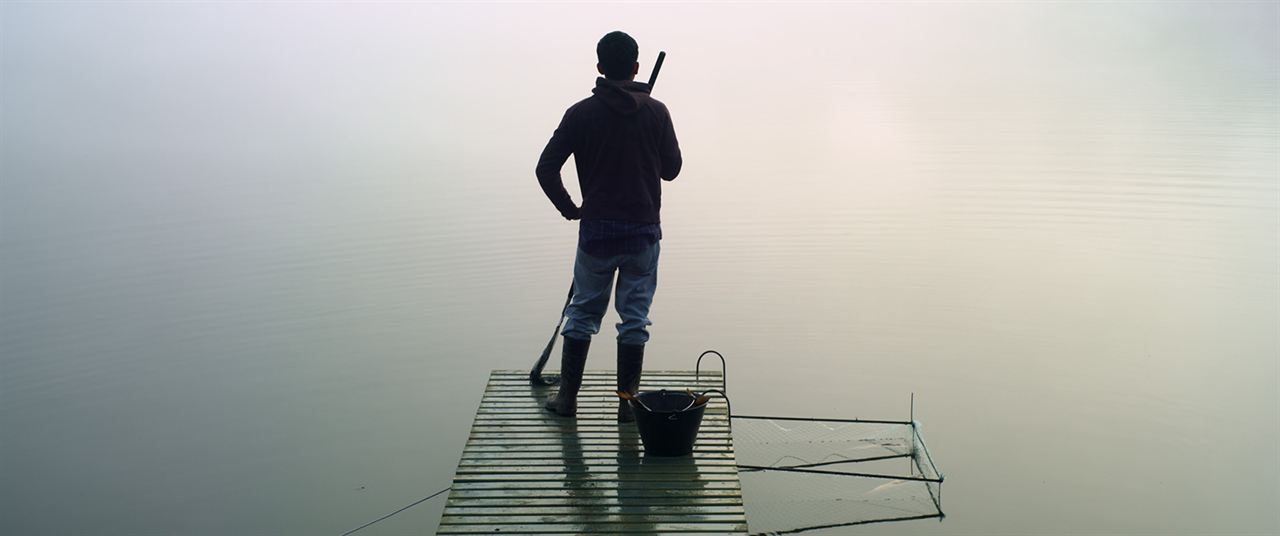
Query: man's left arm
xmin=536 ymin=109 xmax=581 ymax=220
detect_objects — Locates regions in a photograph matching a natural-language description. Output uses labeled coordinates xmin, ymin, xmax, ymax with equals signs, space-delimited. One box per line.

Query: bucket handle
xmin=695 ymin=350 xmax=727 ymax=394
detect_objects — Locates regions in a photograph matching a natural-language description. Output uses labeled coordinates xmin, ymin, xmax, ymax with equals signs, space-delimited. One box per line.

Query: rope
xmin=340 ymin=486 xmax=450 ymax=536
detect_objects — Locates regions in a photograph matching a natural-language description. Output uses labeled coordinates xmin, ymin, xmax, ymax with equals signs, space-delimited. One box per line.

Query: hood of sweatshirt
xmin=591 ymin=77 xmax=651 ymax=115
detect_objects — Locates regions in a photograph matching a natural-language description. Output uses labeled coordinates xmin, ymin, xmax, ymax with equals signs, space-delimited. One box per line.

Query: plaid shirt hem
xmin=578 ymin=219 xmax=662 ymax=257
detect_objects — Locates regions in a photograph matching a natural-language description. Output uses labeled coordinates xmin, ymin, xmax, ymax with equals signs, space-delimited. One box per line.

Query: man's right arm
xmin=659 ymin=108 xmax=682 ymax=181
xmin=536 ymin=109 xmax=581 ymax=220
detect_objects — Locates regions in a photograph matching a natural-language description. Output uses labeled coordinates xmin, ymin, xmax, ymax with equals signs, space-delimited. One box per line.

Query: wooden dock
xmin=436 ymin=369 xmax=747 ymax=535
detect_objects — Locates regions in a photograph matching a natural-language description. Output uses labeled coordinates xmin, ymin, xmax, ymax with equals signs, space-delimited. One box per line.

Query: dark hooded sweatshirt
xmin=536 ymin=78 xmax=682 ymax=234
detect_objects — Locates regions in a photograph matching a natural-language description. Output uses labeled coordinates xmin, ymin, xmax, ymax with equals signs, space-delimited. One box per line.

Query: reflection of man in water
xmin=537 ymin=30 xmax=682 ymax=422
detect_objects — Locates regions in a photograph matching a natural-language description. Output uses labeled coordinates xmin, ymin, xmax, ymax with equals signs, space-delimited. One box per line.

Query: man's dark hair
xmin=597 ymin=31 xmax=638 ymax=80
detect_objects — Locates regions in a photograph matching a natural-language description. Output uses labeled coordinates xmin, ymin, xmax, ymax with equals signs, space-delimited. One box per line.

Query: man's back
xmin=536 ymin=78 xmax=681 ymax=224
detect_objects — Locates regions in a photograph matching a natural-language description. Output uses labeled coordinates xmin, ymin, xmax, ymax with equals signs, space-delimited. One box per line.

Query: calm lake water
xmin=2 ymin=2 xmax=1276 ymax=535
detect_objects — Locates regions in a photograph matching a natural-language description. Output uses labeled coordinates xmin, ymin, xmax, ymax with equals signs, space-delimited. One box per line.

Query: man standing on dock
xmin=536 ymin=31 xmax=682 ymax=422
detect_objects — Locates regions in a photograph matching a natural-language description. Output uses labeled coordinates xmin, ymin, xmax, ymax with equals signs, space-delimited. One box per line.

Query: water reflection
xmin=547 ymin=417 xmax=723 ymax=532
xmin=615 ymin=429 xmax=660 ymax=533
xmin=553 ymin=418 xmax=601 ymax=509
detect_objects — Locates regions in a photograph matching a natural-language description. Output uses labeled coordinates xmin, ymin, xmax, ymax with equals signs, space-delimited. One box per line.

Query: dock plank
xmin=437 ymin=370 xmax=747 ymax=535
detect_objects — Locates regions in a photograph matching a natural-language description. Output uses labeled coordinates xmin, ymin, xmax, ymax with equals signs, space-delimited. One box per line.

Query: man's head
xmin=597 ymin=31 xmax=639 ymax=81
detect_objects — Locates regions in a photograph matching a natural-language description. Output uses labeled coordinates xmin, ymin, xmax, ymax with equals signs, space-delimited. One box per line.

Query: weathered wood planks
xmin=437 ymin=370 xmax=747 ymax=535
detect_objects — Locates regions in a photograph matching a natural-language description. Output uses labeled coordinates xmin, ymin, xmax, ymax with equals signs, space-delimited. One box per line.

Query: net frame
xmin=692 ymin=352 xmax=946 ymax=534
xmin=731 ymin=401 xmax=945 ymax=535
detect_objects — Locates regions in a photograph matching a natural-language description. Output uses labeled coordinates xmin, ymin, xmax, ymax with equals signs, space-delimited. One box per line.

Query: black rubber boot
xmin=544 ymin=336 xmax=590 ymax=417
xmin=616 ymin=342 xmax=644 ymax=423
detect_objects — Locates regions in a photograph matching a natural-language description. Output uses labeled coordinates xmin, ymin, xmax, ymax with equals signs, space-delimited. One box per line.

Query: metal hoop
xmin=699 ymin=388 xmax=731 ymax=417
xmin=695 ymin=350 xmax=727 ymax=393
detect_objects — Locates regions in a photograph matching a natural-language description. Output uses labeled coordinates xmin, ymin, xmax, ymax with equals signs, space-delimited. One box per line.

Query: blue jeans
xmin=562 ymin=241 xmax=660 ymax=345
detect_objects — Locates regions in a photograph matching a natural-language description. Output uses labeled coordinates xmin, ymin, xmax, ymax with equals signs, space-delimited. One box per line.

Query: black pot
xmin=630 ymin=389 xmax=707 ymax=457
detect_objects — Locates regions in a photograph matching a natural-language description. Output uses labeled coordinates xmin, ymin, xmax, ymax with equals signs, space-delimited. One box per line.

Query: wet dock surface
xmin=437 ymin=369 xmax=746 ymax=535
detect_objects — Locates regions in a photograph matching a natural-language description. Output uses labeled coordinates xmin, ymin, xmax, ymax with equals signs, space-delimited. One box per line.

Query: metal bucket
xmin=630 ymin=390 xmax=707 ymax=457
